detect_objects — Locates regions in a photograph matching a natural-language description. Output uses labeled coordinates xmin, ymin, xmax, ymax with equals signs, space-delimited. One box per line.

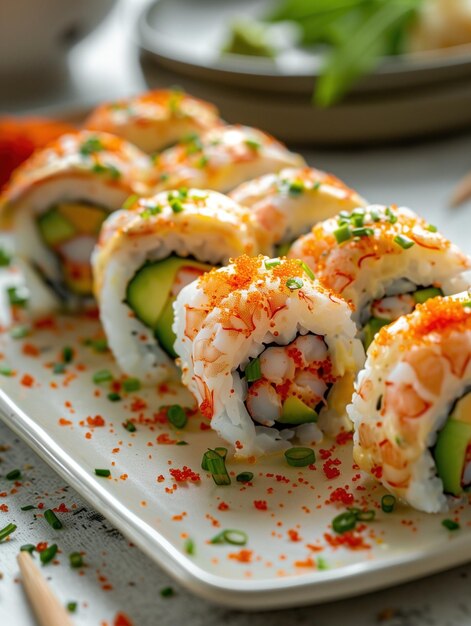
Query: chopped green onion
xmin=0 ymin=365 xmax=13 ymax=376
xmin=370 ymin=208 xmax=380 ymax=222
xmin=286 ymin=277 xmax=303 ymax=290
xmin=393 ymin=234 xmax=415 ymax=249
xmin=333 ymin=224 xmax=352 ymax=244
xmin=67 ymin=602 xmax=77 ymax=613
xmin=79 ymin=136 xmax=104 ymax=156
xmin=201 ymin=447 xmax=227 ymax=470
xmin=184 ymin=538 xmax=195 ymax=555
xmin=244 ymin=357 xmax=261 ymax=383
xmin=122 ymin=420 xmax=136 ymax=433
xmin=197 ymin=155 xmax=209 ymax=168
xmin=10 ymin=325 xmax=30 ymax=339
xmin=122 ymin=194 xmax=139 ymax=210
xmin=40 ymin=543 xmax=58 ymax=565
xmin=62 ymin=346 xmax=73 ymax=363
xmin=244 ymin=139 xmax=260 ymax=151
xmin=426 ymin=223 xmax=438 ymax=233
xmin=85 ymin=338 xmax=108 ymax=352
xmin=317 ymin=557 xmax=328 ymax=570
xmin=92 ymin=369 xmax=113 ymax=384
xmin=442 ymin=519 xmax=460 ymax=531
xmin=413 ymin=287 xmax=443 ymax=304
xmin=107 ymin=392 xmax=121 ymax=402
xmin=381 ymin=494 xmax=396 ymax=513
xmin=53 ymin=363 xmax=66 ymax=375
xmin=0 ymin=522 xmax=17 ymax=542
xmin=44 ymin=509 xmax=63 ymax=530
xmin=169 ymin=197 xmax=184 ymax=213
xmin=7 ymin=286 xmax=29 ymax=308
xmin=264 ymin=259 xmax=281 ymax=269
xmin=288 ymin=180 xmax=305 ymax=196
xmin=332 ymin=511 xmax=357 ymax=534
xmin=20 ymin=544 xmax=36 ymax=553
xmin=0 ymin=248 xmax=11 ymax=267
xmin=94 ymin=469 xmax=111 ymax=478
xmin=351 ymin=214 xmax=364 ymax=227
xmin=202 ymin=448 xmax=231 ymax=485
xmin=352 ymin=227 xmax=374 ymax=238
xmin=69 ymin=552 xmax=83 ymax=568
xmin=176 ymin=441 xmax=188 ymax=446
xmin=167 ymin=405 xmax=187 ymax=429
xmin=20 ymin=505 xmax=36 ymax=511
xmin=6 ymin=469 xmax=21 ymax=480
xmin=298 ymin=260 xmax=315 ymax=280
xmin=385 ymin=207 xmax=398 ymax=224
xmin=236 ymin=472 xmax=254 ymax=483
xmin=284 ymin=447 xmax=315 ymax=467
xmin=210 ymin=529 xmax=248 ymax=546
xmin=123 ymin=377 xmax=141 ymax=392
xmin=160 ymin=586 xmax=175 ymax=598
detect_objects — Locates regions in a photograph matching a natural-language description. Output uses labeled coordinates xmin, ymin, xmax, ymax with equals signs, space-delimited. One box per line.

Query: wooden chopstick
xmin=450 ymin=171 xmax=471 ymax=208
xmin=17 ymin=551 xmax=74 ymax=626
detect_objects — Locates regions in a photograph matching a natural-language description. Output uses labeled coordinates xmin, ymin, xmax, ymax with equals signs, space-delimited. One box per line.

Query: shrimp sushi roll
xmin=92 ymin=190 xmax=264 ymax=383
xmin=84 ymin=89 xmax=222 ymax=154
xmin=153 ymin=125 xmax=305 ymax=194
xmin=174 ymin=255 xmax=365 ymax=456
xmin=289 ymin=205 xmax=470 ymax=347
xmin=349 ymin=294 xmax=471 ymax=513
xmin=0 ymin=131 xmax=152 ymax=314
xmin=230 ymin=167 xmax=367 ymax=253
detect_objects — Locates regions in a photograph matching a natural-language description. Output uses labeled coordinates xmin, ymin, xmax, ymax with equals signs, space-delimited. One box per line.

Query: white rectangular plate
xmin=0 ymin=304 xmax=471 ymax=610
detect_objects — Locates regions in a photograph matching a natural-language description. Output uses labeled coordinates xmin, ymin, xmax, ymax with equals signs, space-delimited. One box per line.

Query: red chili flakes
xmin=53 ymin=503 xmax=69 ymax=513
xmin=156 ymin=474 xmax=165 ymax=483
xmin=157 ymin=433 xmax=177 ymax=445
xmin=306 ymin=544 xmax=323 ymax=552
xmin=218 ymin=502 xmax=229 ymax=511
xmin=319 ymin=449 xmax=331 ymax=460
xmin=114 ymin=613 xmax=134 ymax=626
xmin=87 ymin=415 xmax=105 ymax=427
xmin=235 ymin=440 xmax=243 ymax=450
xmin=287 ymin=529 xmax=301 ymax=542
xmin=253 ymin=500 xmax=267 ymax=511
xmin=323 ymin=457 xmax=341 ymax=479
xmin=371 ymin=465 xmax=383 ymax=479
xmin=228 ymin=549 xmax=253 ymax=563
xmin=329 ymin=487 xmax=354 ymax=506
xmin=36 ymin=542 xmax=48 ymax=552
xmin=294 ymin=557 xmax=315 ymax=568
xmin=37 ymin=502 xmax=44 ymax=510
xmin=169 ymin=466 xmax=200 ymax=483
xmin=58 ymin=418 xmax=72 ymax=426
xmin=324 ymin=532 xmax=371 ymax=550
xmin=130 ymin=398 xmax=147 ymax=412
xmin=0 ymin=504 xmax=8 ymax=512
xmin=33 ymin=316 xmax=57 ymax=330
xmin=22 ymin=343 xmax=39 ymax=357
xmin=336 ymin=431 xmax=353 ymax=446
xmin=199 ymin=422 xmax=211 ymax=431
xmin=20 ymin=374 xmax=34 ymax=387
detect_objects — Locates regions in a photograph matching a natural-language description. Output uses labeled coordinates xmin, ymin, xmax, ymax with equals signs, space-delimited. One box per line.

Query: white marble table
xmin=1 ymin=1 xmax=471 ymax=623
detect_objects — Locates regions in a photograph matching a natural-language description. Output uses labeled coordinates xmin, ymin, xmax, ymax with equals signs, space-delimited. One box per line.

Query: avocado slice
xmin=155 ymin=296 xmax=177 ymax=359
xmin=363 ymin=316 xmax=391 ymax=350
xmin=37 ymin=208 xmax=76 ymax=247
xmin=435 ymin=392 xmax=471 ymax=496
xmin=413 ymin=287 xmax=443 ymax=304
xmin=126 ymin=256 xmax=211 ymax=353
xmin=276 ymin=396 xmax=318 ymax=425
xmin=57 ymin=202 xmax=108 ymax=235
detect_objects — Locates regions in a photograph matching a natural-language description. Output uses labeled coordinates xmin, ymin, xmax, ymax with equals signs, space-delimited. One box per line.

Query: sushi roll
xmin=153 ymin=125 xmax=305 ymax=194
xmin=92 ymin=190 xmax=264 ymax=383
xmin=289 ymin=205 xmax=471 ymax=348
xmin=84 ymin=89 xmax=222 ymax=154
xmin=349 ymin=294 xmax=471 ymax=513
xmin=229 ymin=166 xmax=367 ymax=253
xmin=174 ymin=255 xmax=365 ymax=456
xmin=0 ymin=131 xmax=152 ymax=314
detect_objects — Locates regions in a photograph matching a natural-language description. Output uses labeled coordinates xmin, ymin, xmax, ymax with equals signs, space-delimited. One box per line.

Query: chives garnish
xmin=286 ymin=277 xmax=303 ymax=290
xmin=67 ymin=602 xmax=77 ymax=613
xmin=284 ymin=447 xmax=315 ymax=467
xmin=236 ymin=472 xmax=254 ymax=483
xmin=10 ymin=325 xmax=30 ymax=339
xmin=332 ymin=511 xmax=357 ymax=534
xmin=169 ymin=198 xmax=184 ymax=213
xmin=62 ymin=346 xmax=73 ymax=363
xmin=40 ymin=543 xmax=58 ymax=565
xmin=264 ymin=259 xmax=281 ymax=269
xmin=167 ymin=405 xmax=187 ymax=429
xmin=370 ymin=208 xmax=380 ymax=222
xmin=381 ymin=494 xmax=396 ymax=513
xmin=385 ymin=207 xmax=398 ymax=224
xmin=21 ymin=505 xmax=36 ymax=511
xmin=393 ymin=234 xmax=415 ymax=249
xmin=6 ymin=469 xmax=21 ymax=480
xmin=201 ymin=447 xmax=227 ymax=470
xmin=202 ymin=449 xmax=231 ymax=485
xmin=210 ymin=529 xmax=248 ymax=546
xmin=92 ymin=369 xmax=113 ymax=384
xmin=176 ymin=441 xmax=188 ymax=445
xmin=184 ymin=538 xmax=195 ymax=555
xmin=298 ymin=261 xmax=315 ymax=280
xmin=107 ymin=392 xmax=122 ymax=402
xmin=86 ymin=338 xmax=108 ymax=352
xmin=0 ymin=366 xmax=13 ymax=376
xmin=123 ymin=378 xmax=141 ymax=392
xmin=317 ymin=557 xmax=328 ymax=570
xmin=197 ymin=155 xmax=209 ymax=168
xmin=426 ymin=224 xmax=437 ymax=232
xmin=20 ymin=544 xmax=36 ymax=553
xmin=352 ymin=227 xmax=374 ymax=238
xmin=53 ymin=363 xmax=66 ymax=375
xmin=69 ymin=552 xmax=83 ymax=568
xmin=44 ymin=509 xmax=63 ymax=530
xmin=333 ymin=224 xmax=351 ymax=244
xmin=79 ymin=136 xmax=104 ymax=156
xmin=0 ymin=248 xmax=11 ymax=267
xmin=244 ymin=139 xmax=260 ymax=151
xmin=160 ymin=586 xmax=174 ymax=598
xmin=288 ymin=180 xmax=304 ymax=196
xmin=7 ymin=286 xmax=29 ymax=308
xmin=95 ymin=469 xmax=111 ymax=478
xmin=244 ymin=357 xmax=261 ymax=383
xmin=442 ymin=519 xmax=460 ymax=531
xmin=122 ymin=194 xmax=139 ymax=210
xmin=0 ymin=523 xmax=17 ymax=542
xmin=122 ymin=420 xmax=136 ymax=433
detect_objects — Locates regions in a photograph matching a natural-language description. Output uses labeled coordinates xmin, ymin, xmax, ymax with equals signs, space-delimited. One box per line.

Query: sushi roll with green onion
xmin=349 ymin=294 xmax=471 ymax=512
xmin=174 ymin=255 xmax=364 ymax=456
